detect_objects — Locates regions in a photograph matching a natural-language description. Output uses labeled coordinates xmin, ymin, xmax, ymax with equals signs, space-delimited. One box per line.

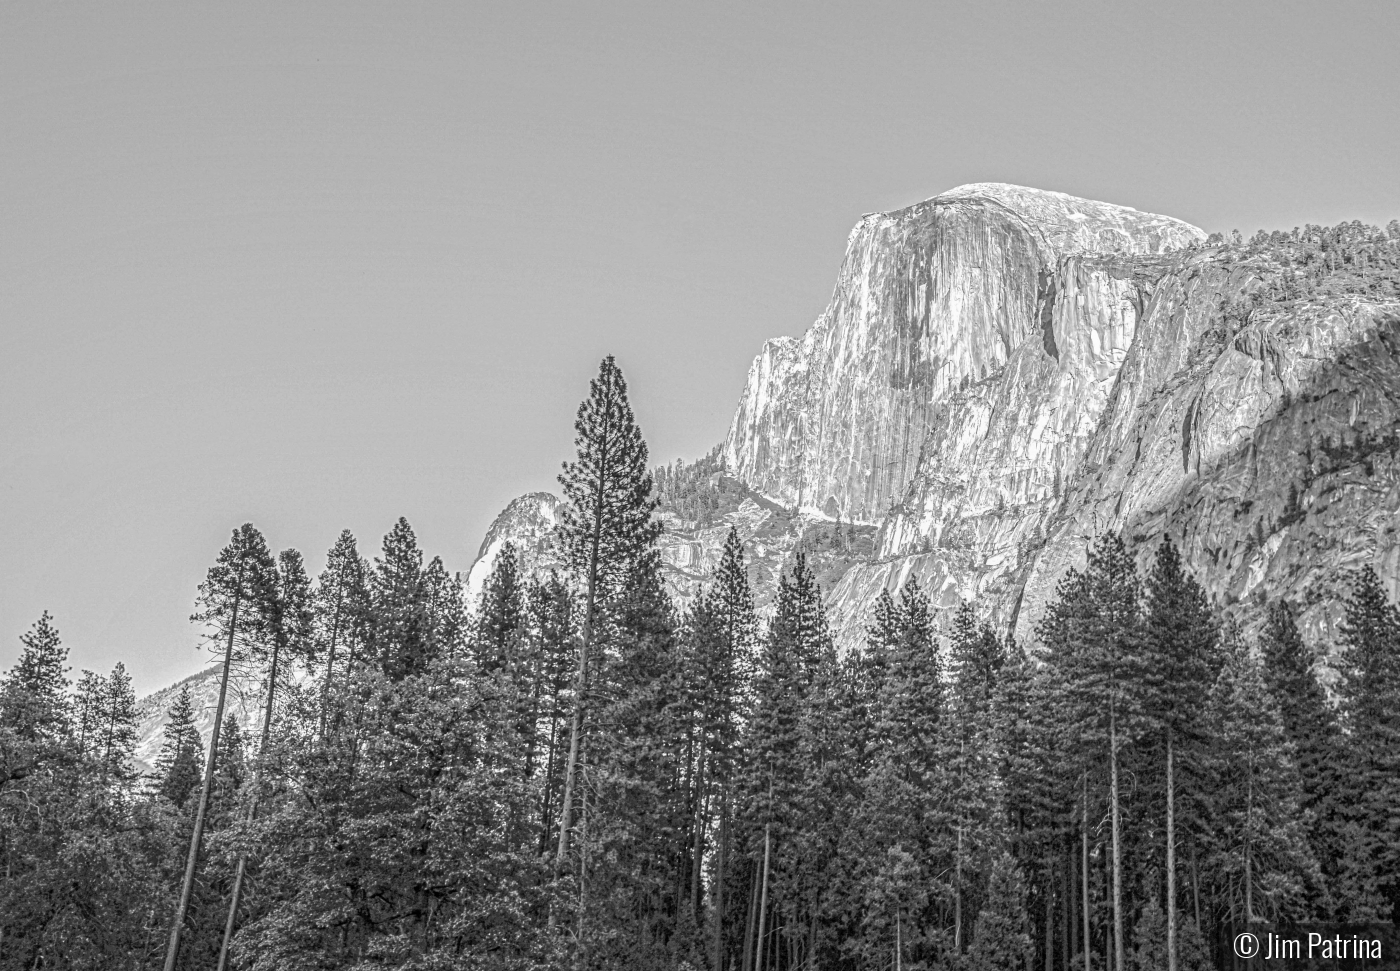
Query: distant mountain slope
xmin=134 ymin=662 xmax=263 ymax=776
xmin=142 ymin=187 xmax=1399 ymax=766
xmin=467 ymin=454 xmax=876 ymax=619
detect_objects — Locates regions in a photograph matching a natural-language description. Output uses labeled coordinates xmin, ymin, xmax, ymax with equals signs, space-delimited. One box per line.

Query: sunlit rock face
xmin=465 ymin=181 xmax=1399 ymax=669
xmin=723 ymin=183 xmax=1203 ymax=527
xmin=465 ymin=479 xmax=877 ymax=622
xmin=134 ymin=665 xmax=264 ymax=776
xmin=729 ymin=183 xmax=1399 ymax=656
xmin=1016 ymin=261 xmax=1400 ymax=659
xmin=464 ymin=492 xmax=564 ymax=605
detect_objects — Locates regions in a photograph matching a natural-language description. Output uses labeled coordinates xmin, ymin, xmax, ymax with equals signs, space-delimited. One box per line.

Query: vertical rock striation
xmin=723 ymin=184 xmax=1202 ymax=527
xmin=466 ymin=181 xmax=1399 ymax=669
xmin=726 ymin=183 xmax=1400 ymax=655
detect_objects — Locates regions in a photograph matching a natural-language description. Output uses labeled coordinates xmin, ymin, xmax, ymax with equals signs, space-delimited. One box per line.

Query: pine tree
xmin=788 ymin=599 xmax=859 ymax=970
xmin=3 ymin=611 xmax=71 ymax=742
xmin=1037 ymin=535 xmax=1145 ymax=971
xmin=72 ymin=669 xmax=107 ymax=760
xmin=1259 ymin=598 xmax=1351 ymax=916
xmin=219 ymin=546 xmax=314 ymax=969
xmin=97 ymin=662 xmax=139 ymax=787
xmin=423 ymin=554 xmax=468 ymax=661
xmin=0 ymin=613 xmax=73 ymax=824
xmin=1205 ymin=629 xmax=1316 ymax=925
xmin=526 ymin=572 xmax=576 ymax=857
xmin=1334 ymin=566 xmax=1400 ymax=920
xmin=163 ymin=523 xmax=278 ymax=971
xmin=1129 ymin=897 xmax=1166 ymax=971
xmin=213 ymin=713 xmax=246 ymax=816
xmin=1141 ymin=536 xmax=1219 ymax=971
xmin=476 ymin=541 xmax=526 ymax=672
xmin=473 ymin=544 xmax=540 ymax=839
xmin=994 ymin=636 xmax=1072 ymax=971
xmin=938 ymin=600 xmax=1006 ymax=956
xmin=692 ymin=529 xmax=758 ymax=971
xmin=585 ymin=547 xmax=686 ymax=967
xmin=154 ymin=686 xmax=205 ymax=808
xmin=966 ymin=852 xmax=1032 ymax=971
xmin=10 ymin=611 xmax=69 ymax=701
xmin=738 ymin=554 xmax=829 ymax=971
xmin=553 ymin=356 xmax=661 ymax=889
xmin=371 ymin=517 xmax=434 ymax=680
xmin=863 ymin=588 xmax=899 ymax=706
xmin=313 ymin=530 xmax=370 ymax=732
xmin=846 ymin=578 xmax=947 ymax=969
xmin=878 ymin=577 xmax=943 ymax=756
xmin=0 ymin=617 xmax=177 ymax=968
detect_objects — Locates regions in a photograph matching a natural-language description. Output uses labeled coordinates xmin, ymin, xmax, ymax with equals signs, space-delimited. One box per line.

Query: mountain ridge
xmin=137 ymin=184 xmax=1400 ymax=753
xmin=470 ymin=182 xmax=1400 ymax=660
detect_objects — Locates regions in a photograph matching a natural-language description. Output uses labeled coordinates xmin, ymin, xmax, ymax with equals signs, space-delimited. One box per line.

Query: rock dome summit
xmin=475 ymin=181 xmax=1400 ymax=650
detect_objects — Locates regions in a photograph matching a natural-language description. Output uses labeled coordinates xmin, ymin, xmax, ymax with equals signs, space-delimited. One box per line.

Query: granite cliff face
xmin=465 ymin=492 xmax=565 ymax=602
xmin=133 ymin=185 xmax=1398 ymax=765
xmin=469 ymin=182 xmax=1398 ymax=663
xmin=468 ymin=473 xmax=876 ymax=619
xmin=723 ymin=184 xmax=1203 ymax=526
xmin=730 ymin=184 xmax=1399 ymax=653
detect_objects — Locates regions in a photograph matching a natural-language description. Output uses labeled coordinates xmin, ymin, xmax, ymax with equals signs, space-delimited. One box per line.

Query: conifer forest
xmin=2 ymin=347 xmax=1398 ymax=971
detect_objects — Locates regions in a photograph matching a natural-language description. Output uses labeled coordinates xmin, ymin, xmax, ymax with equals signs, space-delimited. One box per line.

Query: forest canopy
xmin=2 ymin=353 xmax=1398 ymax=971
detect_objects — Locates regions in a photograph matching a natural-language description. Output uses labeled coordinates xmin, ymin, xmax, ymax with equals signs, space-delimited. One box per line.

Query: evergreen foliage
xmin=1335 ymin=566 xmax=1400 ymax=921
xmin=965 ymin=852 xmax=1033 ymax=971
xmin=371 ymin=517 xmax=437 ymax=680
xmin=154 ymin=685 xmax=205 ymax=810
xmin=551 ymin=355 xmax=663 ymax=905
xmin=1203 ymin=629 xmax=1317 ymax=924
xmin=313 ymin=529 xmax=371 ymax=726
xmin=4 ymin=359 xmax=1399 ymax=970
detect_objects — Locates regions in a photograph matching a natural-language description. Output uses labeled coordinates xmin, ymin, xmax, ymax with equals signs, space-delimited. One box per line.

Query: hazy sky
xmin=3 ymin=0 xmax=1397 ymax=694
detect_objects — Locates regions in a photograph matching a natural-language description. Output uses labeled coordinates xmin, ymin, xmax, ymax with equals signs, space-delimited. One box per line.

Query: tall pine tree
xmin=163 ymin=523 xmax=278 ymax=971
xmin=1141 ymin=536 xmax=1219 ymax=971
xmin=313 ymin=530 xmax=371 ymax=733
xmin=1259 ymin=598 xmax=1352 ymax=917
xmin=1335 ymin=566 xmax=1400 ymax=921
xmin=553 ymin=356 xmax=661 ymax=888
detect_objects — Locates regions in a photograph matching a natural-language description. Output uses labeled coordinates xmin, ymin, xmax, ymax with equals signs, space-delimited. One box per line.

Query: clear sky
xmin=3 ymin=0 xmax=1397 ymax=694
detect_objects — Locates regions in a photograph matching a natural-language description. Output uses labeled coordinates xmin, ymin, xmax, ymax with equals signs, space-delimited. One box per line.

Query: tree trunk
xmin=743 ymin=860 xmax=760 ymax=971
xmin=540 ymin=699 xmax=562 ymax=856
xmin=1082 ymin=776 xmax=1092 ymax=971
xmin=1244 ymin=757 xmax=1255 ymax=923
xmin=755 ymin=824 xmax=772 ymax=971
xmin=1110 ymin=704 xmax=1124 ymax=971
xmin=1062 ymin=844 xmax=1071 ymax=971
xmin=955 ymin=824 xmax=964 ymax=952
xmin=714 ymin=793 xmax=727 ymax=971
xmin=896 ymin=906 xmax=902 ymax=971
xmin=317 ymin=579 xmax=344 ymax=741
xmin=163 ymin=571 xmax=243 ymax=971
xmin=218 ymin=613 xmax=286 ymax=971
xmin=1167 ymin=730 xmax=1177 ymax=971
xmin=1103 ymin=846 xmax=1111 ymax=971
xmin=553 ymin=589 xmax=594 ymax=883
xmin=1191 ymin=850 xmax=1201 ymax=933
xmin=691 ymin=738 xmax=708 ymax=921
xmin=577 ymin=786 xmax=589 ymax=970
xmin=554 ymin=401 xmax=612 ymax=888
